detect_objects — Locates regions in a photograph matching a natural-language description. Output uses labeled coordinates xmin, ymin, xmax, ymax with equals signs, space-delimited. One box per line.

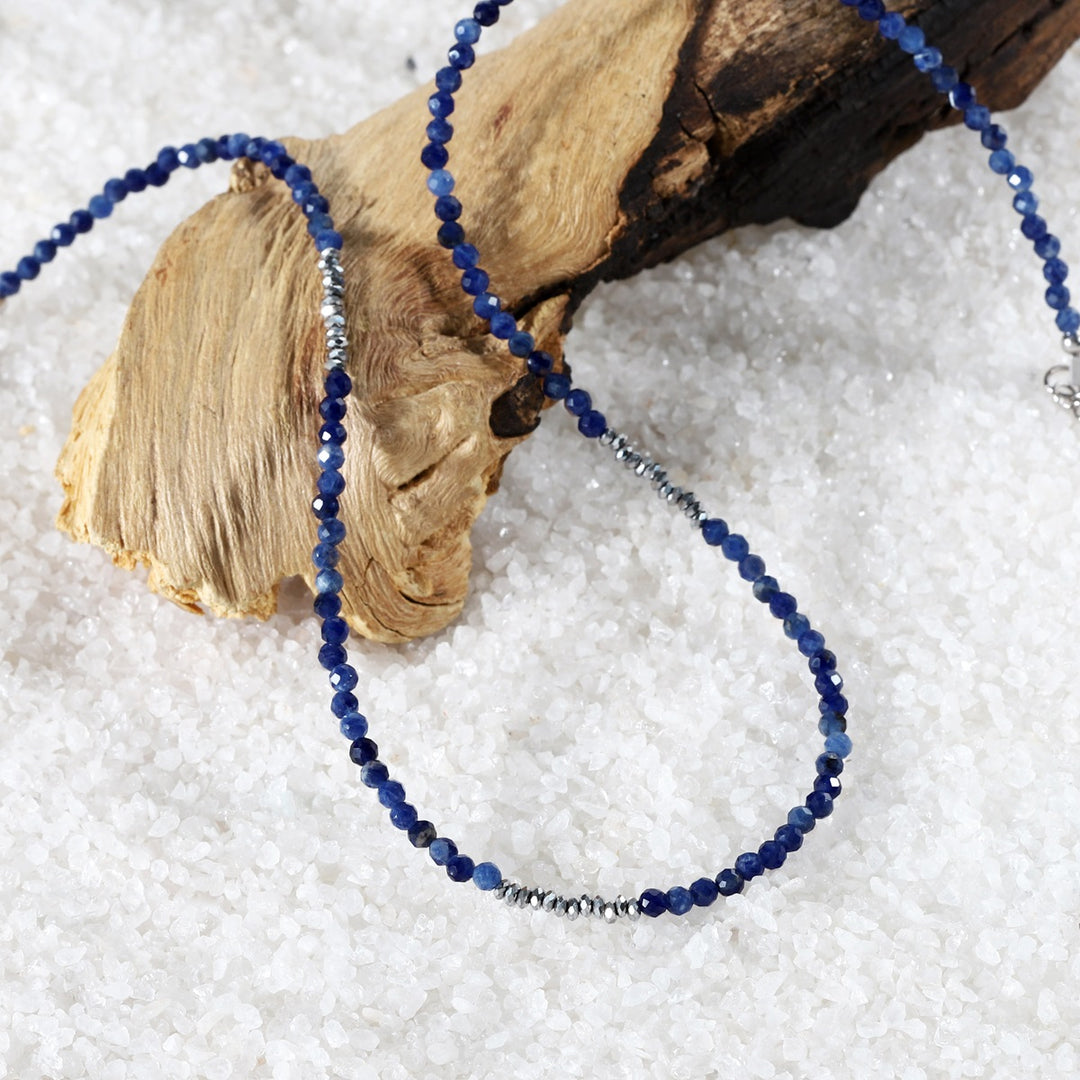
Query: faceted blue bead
xmin=427 ymin=118 xmax=453 ymax=145
xmin=738 ymin=554 xmax=765 ymax=582
xmin=774 ymin=824 xmax=804 ymax=852
xmin=474 ymin=862 xmax=502 ymax=890
xmin=318 ymin=642 xmax=347 ymax=671
xmin=689 ymin=877 xmax=719 ymax=906
xmin=701 ymin=518 xmax=729 ymax=546
xmin=473 ymin=292 xmax=501 ymax=319
xmin=421 ymin=142 xmax=449 ymax=170
xmin=1035 ymin=234 xmax=1061 ymax=259
xmin=638 ymin=888 xmax=669 ymax=918
xmin=963 ymin=105 xmax=991 ymax=131
xmin=720 ymin=533 xmax=749 ymax=561
xmin=455 ymin=18 xmax=482 ymax=44
xmin=783 ymin=612 xmax=811 ymax=640
xmin=439 ymin=225 xmax=464 ymax=249
xmin=259 ymin=140 xmax=287 ymax=166
xmin=788 ymin=805 xmax=816 ymax=832
xmin=769 ymin=592 xmax=798 ymax=619
xmin=949 ymin=82 xmax=977 ymax=109
xmin=291 ymin=180 xmax=318 ymax=206
xmin=1044 ymin=259 xmax=1069 ymax=285
xmin=176 ymin=144 xmax=199 ymax=169
xmin=490 ymin=312 xmax=517 ymax=339
xmin=826 ymin=731 xmax=853 ymax=758
xmin=349 ymin=737 xmax=378 ymax=765
xmin=815 ymin=671 xmax=844 ymax=697
xmin=453 ymin=243 xmax=481 ymax=269
xmin=215 ymin=135 xmax=233 ymax=160
xmin=433 ymin=195 xmax=461 ymax=223
xmin=798 ymin=630 xmax=826 ymax=658
xmin=70 ymin=209 xmax=94 ymax=233
xmin=378 ymin=780 xmax=407 ymax=808
xmin=930 ymin=66 xmax=959 ymax=93
xmin=461 ymin=267 xmax=490 ymax=295
xmin=427 ymin=169 xmax=455 ymax=196
xmin=856 ymin=0 xmax=882 ymax=18
xmin=913 ymin=47 xmax=942 ymax=72
xmin=734 ymin=852 xmax=764 ymax=880
xmin=877 ymin=12 xmax=904 ymax=38
xmin=981 ymin=124 xmax=1008 ymax=150
xmin=390 ymin=803 xmax=419 ymax=830
xmin=429 ymin=90 xmax=456 ymax=118
xmin=284 ymin=163 xmax=312 ymax=187
xmin=88 ymin=195 xmax=112 ymax=219
xmin=752 ymin=575 xmax=779 ymax=602
xmin=565 ymin=389 xmax=591 ymax=416
xmin=820 ymin=691 xmax=848 ymax=715
xmin=304 ymin=195 xmax=331 ymax=218
xmin=715 ymin=868 xmax=744 ymax=896
xmin=816 ymin=751 xmax=844 ymax=777
xmin=320 ymin=397 xmax=347 ymax=422
xmin=1013 ymin=191 xmax=1038 ymax=216
xmin=897 ymin=25 xmax=925 ymax=53
xmin=311 ymin=495 xmax=339 ymax=520
xmin=448 ymin=44 xmax=475 ymax=70
xmin=436 ymin=66 xmax=463 ymax=93
xmin=474 ymin=1 xmax=500 ymax=26
xmin=989 ymin=149 xmax=1016 ymax=175
xmin=1021 ymin=214 xmax=1048 ymax=241
xmin=307 ymin=214 xmax=334 ymax=239
xmin=818 ymin=710 xmax=847 ymax=736
xmin=528 ymin=350 xmax=555 ymax=375
xmin=340 ymin=712 xmax=368 ymax=740
xmin=157 ymin=146 xmax=181 ymax=172
xmin=226 ymin=133 xmax=251 ymax=158
xmin=322 ymin=616 xmax=350 ymax=645
xmin=144 ymin=163 xmax=169 ymax=187
xmin=666 ymin=887 xmax=694 ymax=916
xmin=360 ymin=761 xmax=389 ymax=788
xmin=1046 ymin=285 xmax=1070 ymax=311
xmin=578 ymin=410 xmax=607 ymax=438
xmin=758 ymin=840 xmax=786 ymax=869
xmin=319 ymin=422 xmax=347 ymax=445
xmin=814 ymin=774 xmax=842 ymax=798
xmin=312 ymin=542 xmax=340 ymax=570
xmin=331 ymin=691 xmax=358 ymax=718
xmin=1055 ymin=309 xmax=1080 ymax=334
xmin=318 ymin=522 xmax=346 ymax=551
xmin=1008 ymin=166 xmax=1034 ymax=193
xmin=542 ymin=373 xmax=571 ymax=399
xmin=806 ymin=791 xmax=834 ymax=818
xmin=447 ymin=854 xmax=475 ymax=882
xmin=314 ymin=591 xmax=341 ymax=619
xmin=408 ymin=820 xmax=437 ymax=847
xmin=316 ymin=229 xmax=343 ymax=251
xmin=317 ymin=444 xmax=345 ymax=472
xmin=508 ymin=330 xmax=534 ymax=357
xmin=330 ymin=664 xmax=358 ymax=693
xmin=50 ymin=222 xmax=76 ymax=247
xmin=317 ymin=470 xmax=346 ymax=497
xmin=0 ymin=272 xmax=19 ymax=298
xmin=16 ymin=256 xmax=40 ymax=280
xmin=429 ymin=837 xmax=458 ymax=865
xmin=103 ymin=178 xmax=128 ymax=203
xmin=124 ymin=168 xmax=148 ymax=193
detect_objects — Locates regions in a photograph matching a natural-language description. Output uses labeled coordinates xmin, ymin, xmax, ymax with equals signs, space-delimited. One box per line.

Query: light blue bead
xmin=913 ymin=47 xmax=942 ymax=72
xmin=427 ymin=170 xmax=455 ymax=196
xmin=454 ymin=18 xmax=482 ymax=45
xmin=1007 ymin=166 xmax=1034 ymax=193
xmin=473 ymin=862 xmax=502 ymax=890
xmin=825 ymin=732 xmax=853 ymax=758
xmin=988 ymin=149 xmax=1016 ymax=175
xmin=897 ymin=25 xmax=925 ymax=53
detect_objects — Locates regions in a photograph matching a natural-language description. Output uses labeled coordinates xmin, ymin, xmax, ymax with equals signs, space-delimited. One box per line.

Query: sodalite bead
xmin=818 ymin=710 xmax=847 ymax=736
xmin=474 ymin=1 xmax=500 ymax=26
xmin=321 ymin=616 xmax=350 ymax=645
xmin=806 ymin=791 xmax=834 ymax=818
xmin=0 ymin=272 xmax=19 ymax=298
xmin=814 ymin=774 xmax=842 ymax=798
xmin=1035 ymin=234 xmax=1062 ymax=259
xmin=638 ymin=889 xmax=669 ymax=917
xmin=701 ymin=518 xmax=729 ymax=546
xmin=758 ymin=841 xmax=786 ymax=870
xmin=528 ymin=350 xmax=554 ymax=375
xmin=578 ymin=410 xmax=606 ymax=438
xmin=689 ymin=877 xmax=719 ymax=906
xmin=434 ymin=195 xmax=461 ymax=221
xmin=897 ymin=24 xmax=925 ymax=53
xmin=715 ymin=868 xmax=744 ymax=896
xmin=473 ymin=292 xmax=500 ymax=319
xmin=1057 ymin=309 xmax=1080 ymax=333
xmin=490 ymin=312 xmax=517 ymax=339
xmin=963 ymin=105 xmax=991 ymax=131
xmin=473 ymin=862 xmax=502 ymax=890
xmin=16 ymin=256 xmax=40 ymax=280
xmin=1044 ymin=258 xmax=1069 ymax=285
xmin=70 ymin=209 xmax=93 ymax=233
xmin=454 ymin=17 xmax=481 ymax=44
xmin=436 ymin=66 xmax=463 ymax=93
xmin=317 ymin=443 xmax=345 ymax=470
xmin=124 ymin=167 xmax=148 ymax=192
xmin=315 ymin=230 xmax=343 ymax=251
xmin=461 ymin=268 xmax=489 ymax=295
xmin=949 ymin=82 xmax=977 ymax=109
xmin=447 ymin=855 xmax=475 ymax=882
xmin=429 ymin=838 xmax=458 ymax=866
xmin=88 ymin=195 xmax=113 ymax=219
xmin=542 ymin=373 xmax=571 ymax=400
xmin=453 ymin=243 xmax=480 ymax=269
xmin=315 ymin=569 xmax=344 ymax=595
xmin=308 ymin=213 xmax=334 ymax=238
xmin=427 ymin=118 xmax=453 ymax=145
xmin=1008 ymin=166 xmax=1034 ymax=193
xmin=1046 ymin=285 xmax=1070 ymax=311
xmin=857 ymin=0 xmax=884 ymax=21
xmin=408 ymin=820 xmax=437 ymax=848
xmin=318 ymin=518 xmax=346 ymax=545
xmin=989 ymin=149 xmax=1016 ymax=175
xmin=318 ymin=643 xmax=347 ymax=671
xmin=666 ymin=887 xmax=694 ymax=916
xmin=982 ymin=125 xmax=1007 ymax=151
xmin=448 ymin=43 xmax=475 ymax=69
xmin=421 ymin=142 xmax=449 ymax=170
xmin=340 ymin=712 xmax=368 ymax=740
xmin=738 ymin=554 xmax=765 ymax=581
xmin=799 ymin=630 xmax=826 ymax=657
xmin=877 ymin=11 xmax=904 ymax=38
xmin=325 ymin=368 xmax=351 ymax=398
xmin=783 ymin=612 xmax=810 ymax=640
xmin=774 ymin=824 xmax=804 ymax=852
xmin=311 ymin=495 xmax=339 ymax=520
xmin=439 ymin=228 xmax=465 ymax=255
xmin=157 ymin=146 xmax=181 ymax=172
xmin=331 ymin=691 xmax=358 ymax=718
xmin=50 ymin=222 xmax=76 ymax=247
xmin=808 ymin=649 xmax=837 ymax=675
xmin=320 ymin=397 xmax=347 ymax=422
xmin=913 ymin=47 xmax=942 ymax=72
xmin=787 ymin=805 xmax=816 ymax=832
xmin=361 ymin=761 xmax=389 ymax=788
xmin=720 ymin=533 xmax=749 ymax=561
xmin=329 ymin=664 xmax=358 ymax=692
xmin=565 ymin=389 xmax=591 ymax=416
xmin=390 ymin=803 xmax=419 ymax=830
xmin=312 ymin=542 xmax=339 ymax=569
xmin=769 ymin=592 xmax=798 ymax=619
xmin=508 ymin=330 xmax=534 ymax=357
xmin=427 ymin=169 xmax=455 ymax=196
xmin=820 ymin=691 xmax=848 ymax=715
xmin=1021 ymin=214 xmax=1048 ymax=241
xmin=378 ymin=781 xmax=407 ymax=808
xmin=734 ymin=852 xmax=764 ymax=880
xmin=931 ymin=66 xmax=959 ymax=93
xmin=752 ymin=575 xmax=779 ymax=602
xmin=349 ymin=738 xmax=378 ymax=766
xmin=428 ymin=91 xmax=455 ymax=119
xmin=317 ymin=470 xmax=346 ymax=497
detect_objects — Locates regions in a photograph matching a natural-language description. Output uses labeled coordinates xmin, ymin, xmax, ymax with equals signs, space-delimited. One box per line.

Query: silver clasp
xmin=1045 ymin=334 xmax=1080 ymax=418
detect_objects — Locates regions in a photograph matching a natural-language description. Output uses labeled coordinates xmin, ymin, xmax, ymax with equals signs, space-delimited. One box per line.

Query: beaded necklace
xmin=1 ymin=1 xmax=1075 ymax=924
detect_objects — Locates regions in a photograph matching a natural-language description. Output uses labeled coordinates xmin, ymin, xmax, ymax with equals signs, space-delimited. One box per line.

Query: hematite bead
xmin=408 ymin=820 xmax=437 ymax=847
xmin=542 ymin=892 xmax=558 ymax=913
xmin=564 ymin=899 xmax=579 ymax=921
xmin=734 ymin=851 xmax=765 ymax=880
xmin=774 ymin=824 xmax=804 ymax=852
xmin=638 ymin=888 xmax=669 ymax=918
xmin=360 ymin=760 xmax=389 ymax=788
xmin=715 ymin=868 xmax=744 ymax=896
xmin=349 ymin=737 xmax=379 ymax=766
xmin=758 ymin=840 xmax=786 ymax=870
xmin=429 ymin=837 xmax=458 ymax=865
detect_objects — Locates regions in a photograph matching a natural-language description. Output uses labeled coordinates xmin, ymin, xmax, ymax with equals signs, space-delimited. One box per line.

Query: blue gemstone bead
xmin=103 ymin=178 xmax=128 ymax=203
xmin=578 ymin=410 xmax=607 ymax=438
xmin=408 ymin=820 xmax=437 ymax=847
xmin=818 ymin=710 xmax=847 ymax=736
xmin=307 ymin=214 xmax=334 ymax=238
xmin=806 ymin=791 xmax=834 ymax=818
xmin=542 ymin=373 xmax=571 ymax=399
xmin=1055 ymin=309 xmax=1080 ymax=334
xmin=330 ymin=664 xmax=358 ymax=692
xmin=783 ymin=612 xmax=811 ymax=640
xmin=752 ymin=575 xmax=779 ymax=602
xmin=157 ymin=146 xmax=180 ymax=172
xmin=311 ymin=495 xmax=339 ymax=520
xmin=361 ymin=760 xmax=389 ymax=788
xmin=1021 ymin=214 xmax=1048 ymax=241
xmin=857 ymin=0 xmax=883 ymax=20
xmin=390 ymin=803 xmax=419 ymax=830
xmin=666 ymin=887 xmax=694 ymax=916
xmin=473 ymin=292 xmax=501 ymax=319
xmin=788 ymin=805 xmax=816 ymax=832
xmin=564 ymin=388 xmax=591 ymax=416
xmin=720 ymin=534 xmax=749 ymax=561
xmin=70 ymin=209 xmax=94 ymax=233
xmin=774 ymin=824 xmax=804 ymax=852
xmin=225 ymin=133 xmax=251 ymax=158
xmin=949 ymin=82 xmax=977 ymax=109
xmin=738 ymin=554 xmax=765 ymax=582
xmin=814 ymin=773 xmax=842 ymax=798
xmin=816 ymin=751 xmax=844 ymax=777
xmin=420 ymin=142 xmax=449 ymax=170
xmin=317 ymin=470 xmax=346 ymax=497
xmin=378 ymin=780 xmax=407 ymax=808
xmin=312 ymin=542 xmax=339 ymax=570
xmin=508 ymin=330 xmax=534 ymax=357
xmin=331 ymin=691 xmax=358 ymax=718
xmin=1046 ymin=285 xmax=1070 ymax=311
xmin=769 ymin=592 xmax=798 ymax=619
xmin=320 ymin=397 xmax=346 ymax=422
xmin=316 ymin=230 xmax=343 ymax=252
xmin=448 ymin=44 xmax=475 ymax=70
xmin=284 ymin=163 xmax=312 ymax=187
xmin=144 ymin=163 xmax=169 ymax=187
xmin=16 ymin=256 xmax=40 ymax=281
xmin=820 ymin=691 xmax=848 ymax=715
xmin=877 ymin=12 xmax=904 ymax=38
xmin=826 ymin=731 xmax=854 ymax=758
xmin=317 ymin=444 xmax=345 ymax=472
xmin=715 ymin=868 xmax=744 ymax=896
xmin=176 ymin=144 xmax=199 ymax=169
xmin=429 ymin=90 xmax=456 ymax=118
xmin=453 ymin=243 xmax=480 ymax=269
xmin=963 ymin=105 xmax=991 ymax=131
xmin=930 ymin=66 xmax=959 ymax=93
xmin=638 ymin=888 xmax=669 ymax=918
xmin=318 ymin=642 xmax=347 ymax=671
xmin=446 ymin=855 xmax=475 ymax=882
xmin=50 ymin=223 xmax=76 ymax=247
xmin=473 ymin=862 xmax=502 ymax=890
xmin=435 ymin=195 xmax=462 ymax=222
xmin=815 ymin=671 xmax=844 ymax=697
xmin=758 ymin=840 xmax=786 ymax=870
xmin=291 ymin=180 xmax=317 ymax=206
xmin=689 ymin=877 xmax=719 ymax=906
xmin=124 ymin=167 xmax=148 ymax=192
xmin=455 ymin=18 xmax=482 ymax=44
xmin=429 ymin=837 xmax=458 ymax=865
xmin=897 ymin=25 xmax=925 ymax=53
xmin=527 ymin=350 xmax=554 ymax=375
xmin=435 ymin=66 xmax=463 ymax=93
xmin=490 ymin=312 xmax=517 ymax=339
xmin=1044 ymin=258 xmax=1069 ymax=285
xmin=303 ymin=195 xmax=330 ymax=217
xmin=88 ymin=195 xmax=112 ymax=219
xmin=259 ymin=140 xmax=287 ymax=165
xmin=319 ymin=422 xmax=347 ymax=445
xmin=701 ymin=518 xmax=729 ymax=546
xmin=1008 ymin=166 xmax=1034 ymax=193
xmin=1013 ymin=191 xmax=1038 ymax=216
xmin=809 ymin=649 xmax=837 ymax=675
xmin=340 ymin=712 xmax=368 ymax=740
xmin=349 ymin=737 xmax=378 ymax=765
xmin=1035 ymin=234 xmax=1061 ymax=259
xmin=439 ymin=224 xmax=466 ymax=249
xmin=734 ymin=852 xmax=764 ymax=880
xmin=0 ymin=272 xmax=19 ymax=298
xmin=461 ymin=267 xmax=490 ymax=295
xmin=322 ymin=616 xmax=350 ymax=645
xmin=989 ymin=149 xmax=1016 ymax=175
xmin=427 ymin=169 xmax=455 ymax=196
xmin=913 ymin=47 xmax=942 ymax=72
xmin=427 ymin=118 xmax=453 ymax=145
xmin=474 ymin=1 xmax=500 ymax=26
xmin=798 ymin=630 xmax=826 ymax=657
xmin=981 ymin=124 xmax=1008 ymax=150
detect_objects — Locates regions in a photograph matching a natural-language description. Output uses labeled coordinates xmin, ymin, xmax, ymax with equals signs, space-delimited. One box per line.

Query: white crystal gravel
xmin=1 ymin=2 xmax=1079 ymax=1078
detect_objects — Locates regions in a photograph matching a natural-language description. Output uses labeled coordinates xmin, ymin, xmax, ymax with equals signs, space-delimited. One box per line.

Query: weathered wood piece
xmin=55 ymin=0 xmax=1080 ymax=641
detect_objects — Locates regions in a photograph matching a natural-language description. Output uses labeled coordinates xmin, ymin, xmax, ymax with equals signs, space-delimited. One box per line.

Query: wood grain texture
xmin=55 ymin=0 xmax=1080 ymax=642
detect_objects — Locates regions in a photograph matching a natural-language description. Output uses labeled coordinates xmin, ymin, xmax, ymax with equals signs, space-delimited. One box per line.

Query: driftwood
xmin=55 ymin=0 xmax=1080 ymax=642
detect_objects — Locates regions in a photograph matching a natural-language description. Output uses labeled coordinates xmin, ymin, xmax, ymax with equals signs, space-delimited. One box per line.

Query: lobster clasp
xmin=1045 ymin=334 xmax=1080 ymax=418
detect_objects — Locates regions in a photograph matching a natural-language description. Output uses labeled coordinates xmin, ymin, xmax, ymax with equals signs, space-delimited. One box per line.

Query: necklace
xmin=0 ymin=2 xmax=1074 ymax=927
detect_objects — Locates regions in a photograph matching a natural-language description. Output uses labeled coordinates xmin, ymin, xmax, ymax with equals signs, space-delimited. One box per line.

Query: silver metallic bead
xmin=323 ymin=314 xmax=346 ymax=331
xmin=592 ymin=896 xmax=605 ymax=920
xmin=691 ymin=509 xmax=708 ymax=527
xmin=516 ymin=888 xmax=530 ymax=908
xmin=651 ymin=471 xmax=668 ymax=491
xmin=1063 ymin=332 xmax=1080 ymax=355
xmin=327 ymin=347 xmax=349 ymax=365
xmin=624 ymin=451 xmax=641 ymax=469
xmin=603 ymin=903 xmax=617 ymax=924
xmin=542 ymin=892 xmax=557 ymax=913
xmin=676 ymin=490 xmax=694 ymax=510
xmin=579 ymin=894 xmax=594 ymax=918
xmin=554 ymin=897 xmax=567 ymax=917
xmin=326 ymin=334 xmax=348 ymax=352
xmin=634 ymin=458 xmax=653 ymax=477
xmin=565 ymin=899 xmax=580 ymax=921
xmin=683 ymin=501 xmax=702 ymax=520
xmin=320 ymin=302 xmax=343 ymax=320
xmin=665 ymin=485 xmax=683 ymax=505
xmin=493 ymin=880 xmax=510 ymax=900
xmin=658 ymin=481 xmax=674 ymax=499
xmin=610 ymin=434 xmax=628 ymax=453
xmin=614 ymin=895 xmax=628 ymax=918
xmin=598 ymin=428 xmax=617 ymax=447
xmin=625 ymin=899 xmax=641 ymax=921
xmin=528 ymin=889 xmax=544 ymax=910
